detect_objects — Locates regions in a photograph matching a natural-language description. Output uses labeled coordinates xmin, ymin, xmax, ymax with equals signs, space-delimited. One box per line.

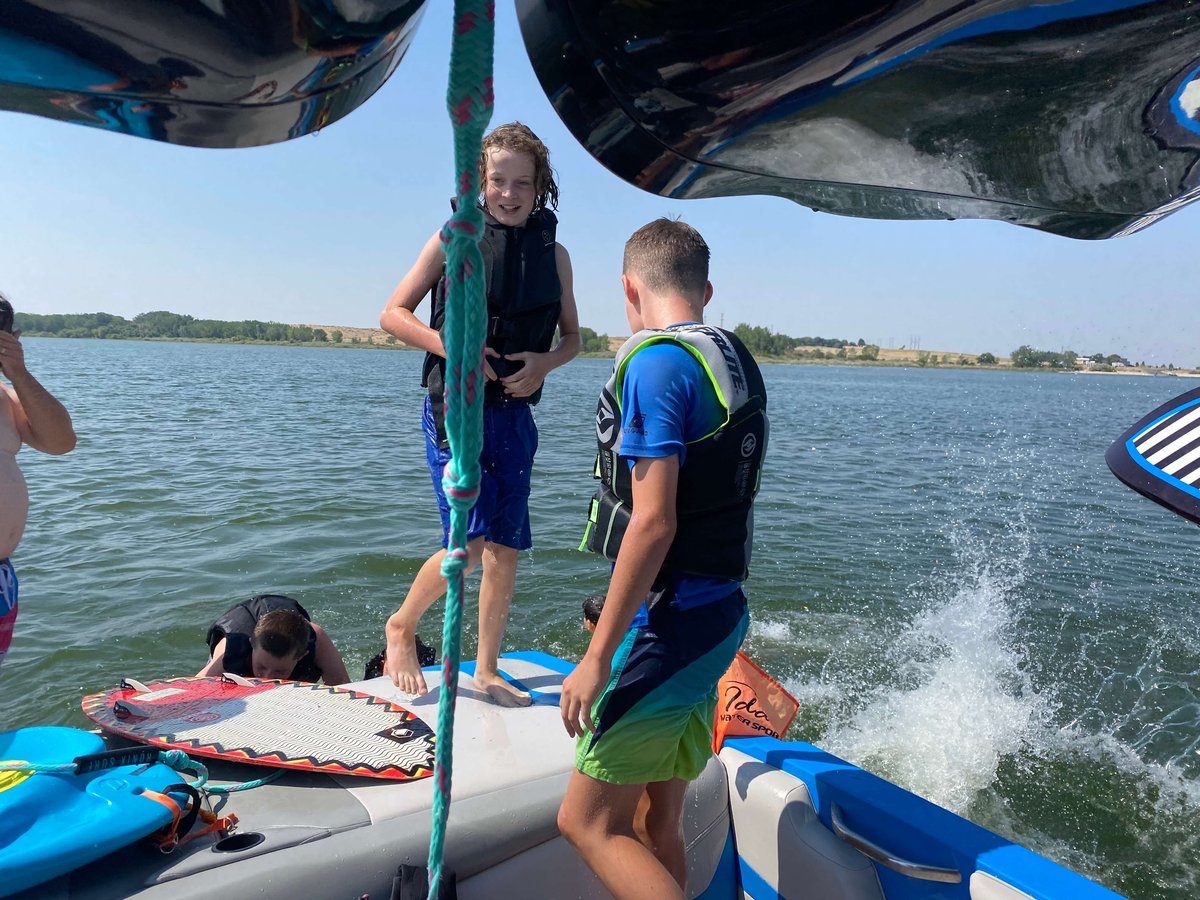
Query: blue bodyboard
xmin=0 ymin=726 xmax=186 ymax=897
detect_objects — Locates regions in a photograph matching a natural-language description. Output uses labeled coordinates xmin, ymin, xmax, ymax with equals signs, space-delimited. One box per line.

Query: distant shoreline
xmin=23 ymin=332 xmax=1197 ymax=378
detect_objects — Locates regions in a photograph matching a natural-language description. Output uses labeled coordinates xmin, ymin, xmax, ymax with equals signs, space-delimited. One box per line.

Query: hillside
xmin=304 ymin=325 xmax=400 ymax=346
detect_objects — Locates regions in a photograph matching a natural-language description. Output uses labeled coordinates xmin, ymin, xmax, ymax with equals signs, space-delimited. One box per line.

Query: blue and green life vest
xmin=583 ymin=324 xmax=768 ymax=583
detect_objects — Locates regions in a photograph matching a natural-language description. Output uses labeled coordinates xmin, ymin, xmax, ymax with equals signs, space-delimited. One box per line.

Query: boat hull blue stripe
xmin=738 ymin=856 xmax=780 ymax=900
xmin=694 ymin=829 xmax=741 ymax=899
xmin=725 ymin=736 xmax=1127 ymax=900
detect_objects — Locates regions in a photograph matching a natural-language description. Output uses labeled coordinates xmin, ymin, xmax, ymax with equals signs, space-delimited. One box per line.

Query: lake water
xmin=4 ymin=337 xmax=1199 ymax=899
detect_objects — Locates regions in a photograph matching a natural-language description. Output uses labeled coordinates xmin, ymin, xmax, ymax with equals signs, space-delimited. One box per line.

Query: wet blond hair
xmin=478 ymin=122 xmax=559 ymax=216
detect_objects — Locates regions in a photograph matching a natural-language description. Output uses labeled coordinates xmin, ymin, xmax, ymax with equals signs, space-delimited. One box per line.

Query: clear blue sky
xmin=0 ymin=4 xmax=1196 ymax=366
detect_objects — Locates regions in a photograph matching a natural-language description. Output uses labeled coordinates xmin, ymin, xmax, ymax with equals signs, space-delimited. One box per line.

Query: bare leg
xmin=384 ymin=536 xmax=484 ymax=695
xmin=472 ymin=542 xmax=530 ymax=707
xmin=634 ymin=779 xmax=690 ymax=890
xmin=558 ymin=771 xmax=685 ymax=900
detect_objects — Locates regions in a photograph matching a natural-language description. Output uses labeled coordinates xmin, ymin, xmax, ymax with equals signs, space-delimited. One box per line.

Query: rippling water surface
xmin=5 ymin=338 xmax=1200 ymax=899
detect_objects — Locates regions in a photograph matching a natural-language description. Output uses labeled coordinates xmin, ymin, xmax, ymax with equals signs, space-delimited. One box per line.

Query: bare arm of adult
xmin=311 ymin=624 xmax=351 ymax=685
xmin=197 ymin=638 xmax=227 ymax=677
xmin=501 ymin=243 xmax=583 ymax=398
xmin=560 ymin=454 xmax=679 ymax=738
xmin=0 ymin=331 xmax=76 ymax=455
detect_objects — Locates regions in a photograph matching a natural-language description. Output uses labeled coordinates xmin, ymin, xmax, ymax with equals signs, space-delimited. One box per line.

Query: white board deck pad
xmin=82 ymin=676 xmax=435 ymax=781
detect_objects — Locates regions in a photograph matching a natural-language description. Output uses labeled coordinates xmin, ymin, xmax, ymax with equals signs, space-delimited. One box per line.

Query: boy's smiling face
xmin=484 ymin=148 xmax=537 ymax=226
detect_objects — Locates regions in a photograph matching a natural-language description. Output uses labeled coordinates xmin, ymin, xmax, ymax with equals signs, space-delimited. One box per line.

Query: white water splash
xmin=820 ymin=533 xmax=1048 ymax=815
xmin=749 ymin=617 xmax=794 ymax=644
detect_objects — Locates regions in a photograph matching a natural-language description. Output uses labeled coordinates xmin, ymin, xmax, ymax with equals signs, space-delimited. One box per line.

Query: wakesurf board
xmin=82 ymin=675 xmax=436 ymax=781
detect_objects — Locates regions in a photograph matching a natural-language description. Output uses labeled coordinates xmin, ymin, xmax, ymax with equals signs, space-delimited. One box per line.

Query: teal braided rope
xmin=428 ymin=1 xmax=494 ymax=895
xmin=158 ymin=749 xmax=208 ymax=789
xmin=0 ymin=749 xmax=207 ymax=789
xmin=0 ymin=761 xmax=75 ymax=774
xmin=206 ymin=770 xmax=282 ymax=793
xmin=0 ymin=748 xmax=277 ymax=793
xmin=151 ymin=750 xmax=281 ymax=793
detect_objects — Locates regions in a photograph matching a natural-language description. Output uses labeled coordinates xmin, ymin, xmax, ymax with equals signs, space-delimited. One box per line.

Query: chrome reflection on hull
xmin=517 ymin=0 xmax=1200 ymax=238
xmin=0 ymin=1 xmax=428 ymax=148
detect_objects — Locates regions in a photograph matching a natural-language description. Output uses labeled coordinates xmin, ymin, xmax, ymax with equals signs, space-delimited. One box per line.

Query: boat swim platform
xmin=14 ymin=652 xmax=732 ymax=900
xmin=13 ymin=650 xmax=1122 ymax=900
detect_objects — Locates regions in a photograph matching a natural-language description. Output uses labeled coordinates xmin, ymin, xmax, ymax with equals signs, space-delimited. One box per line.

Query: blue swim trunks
xmin=422 ymin=396 xmax=538 ymax=551
xmin=576 ymin=589 xmax=749 ymax=785
xmin=0 ymin=558 xmax=18 ymax=676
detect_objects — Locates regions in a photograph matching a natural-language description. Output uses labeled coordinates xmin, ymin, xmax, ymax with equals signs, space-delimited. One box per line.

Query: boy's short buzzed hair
xmin=252 ymin=609 xmax=309 ymax=659
xmin=622 ymin=218 xmax=710 ymax=299
xmin=480 ymin=121 xmax=560 ymax=215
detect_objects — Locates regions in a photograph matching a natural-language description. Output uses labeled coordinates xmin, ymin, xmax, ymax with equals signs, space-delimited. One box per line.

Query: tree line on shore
xmin=14 ymin=310 xmax=343 ymax=344
xmin=1009 ymin=345 xmax=1135 ymax=371
xmin=12 ymin=311 xmax=1156 ymax=369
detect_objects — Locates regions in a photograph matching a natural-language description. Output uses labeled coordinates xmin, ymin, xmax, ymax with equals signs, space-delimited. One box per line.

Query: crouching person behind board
xmin=199 ymin=594 xmax=351 ymax=685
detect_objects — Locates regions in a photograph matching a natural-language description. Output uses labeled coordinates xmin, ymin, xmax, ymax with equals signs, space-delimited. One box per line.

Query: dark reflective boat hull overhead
xmin=0 ymin=1 xmax=427 ymax=148
xmin=517 ymin=0 xmax=1200 ymax=239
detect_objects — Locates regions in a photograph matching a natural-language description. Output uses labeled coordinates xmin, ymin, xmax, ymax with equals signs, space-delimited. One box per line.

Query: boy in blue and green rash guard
xmin=558 ymin=219 xmax=768 ymax=899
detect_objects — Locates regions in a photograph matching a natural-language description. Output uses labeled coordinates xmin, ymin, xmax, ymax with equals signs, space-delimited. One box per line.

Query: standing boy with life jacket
xmin=379 ymin=123 xmax=581 ymax=707
xmin=558 ymin=219 xmax=768 ymax=899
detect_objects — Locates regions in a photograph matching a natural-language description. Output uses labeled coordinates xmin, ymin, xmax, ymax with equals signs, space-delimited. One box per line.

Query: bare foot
xmin=474 ymin=670 xmax=531 ymax=708
xmin=384 ymin=621 xmax=428 ymax=696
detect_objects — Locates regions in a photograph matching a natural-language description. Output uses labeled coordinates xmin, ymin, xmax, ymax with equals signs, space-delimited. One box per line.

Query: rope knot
xmin=160 ymin=749 xmax=191 ymax=769
xmin=441 ymin=461 xmax=480 ymax=512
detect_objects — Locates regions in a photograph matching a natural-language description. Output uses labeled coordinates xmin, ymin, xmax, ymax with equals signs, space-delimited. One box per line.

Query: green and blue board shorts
xmin=576 ymin=589 xmax=749 ymax=785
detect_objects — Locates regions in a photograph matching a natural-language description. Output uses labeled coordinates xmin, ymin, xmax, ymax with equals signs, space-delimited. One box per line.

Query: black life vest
xmin=583 ymin=325 xmax=769 ymax=585
xmin=421 ymin=208 xmax=562 ymax=441
xmin=205 ymin=594 xmax=322 ymax=682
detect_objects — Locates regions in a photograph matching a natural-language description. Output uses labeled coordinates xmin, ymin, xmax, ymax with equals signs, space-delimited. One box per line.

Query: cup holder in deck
xmin=213 ymin=832 xmax=265 ymax=853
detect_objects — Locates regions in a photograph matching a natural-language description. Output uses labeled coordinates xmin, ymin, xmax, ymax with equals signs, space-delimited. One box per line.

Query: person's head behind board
xmin=250 ymin=609 xmax=309 ymax=679
xmin=582 ymin=594 xmax=606 ymax=633
xmin=478 ymin=122 xmax=559 ymax=227
xmin=622 ymin=218 xmax=710 ymax=302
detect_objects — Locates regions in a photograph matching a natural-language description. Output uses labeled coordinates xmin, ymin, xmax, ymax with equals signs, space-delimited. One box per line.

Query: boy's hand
xmin=499 ymin=351 xmax=550 ymax=398
xmin=560 ymin=654 xmax=609 ymax=738
xmin=483 ymin=347 xmax=501 ymax=381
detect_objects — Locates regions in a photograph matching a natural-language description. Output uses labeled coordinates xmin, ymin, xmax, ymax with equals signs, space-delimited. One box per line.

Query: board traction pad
xmin=82 ymin=676 xmax=435 ymax=780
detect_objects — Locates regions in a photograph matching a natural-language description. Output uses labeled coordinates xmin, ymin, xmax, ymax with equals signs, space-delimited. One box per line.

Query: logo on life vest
xmin=740 ymin=434 xmax=757 ymax=457
xmin=596 ymin=390 xmax=617 ymax=446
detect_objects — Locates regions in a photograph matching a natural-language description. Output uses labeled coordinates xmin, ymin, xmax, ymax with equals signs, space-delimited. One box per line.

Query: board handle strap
xmin=73 ymin=745 xmax=162 ymax=774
